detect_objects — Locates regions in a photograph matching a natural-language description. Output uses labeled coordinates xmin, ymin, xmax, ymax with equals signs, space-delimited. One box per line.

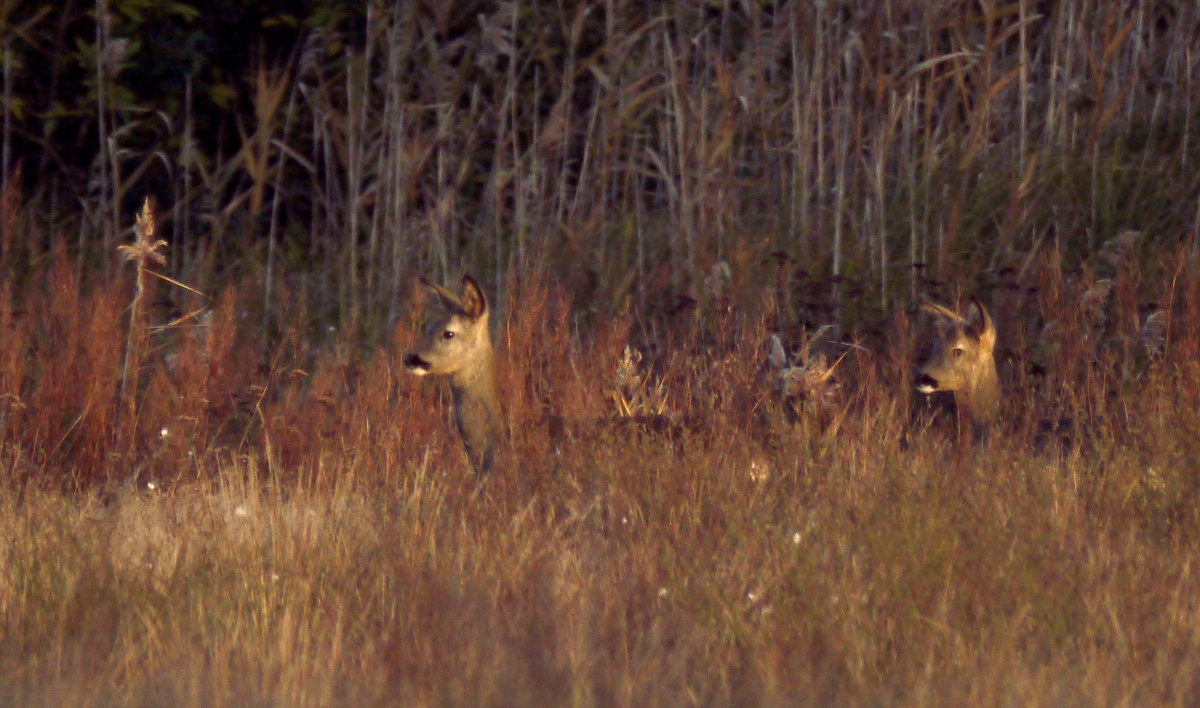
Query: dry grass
xmin=3 ymin=389 xmax=1200 ymax=705
xmin=0 ymin=250 xmax=1199 ymax=706
xmin=0 ymin=1 xmax=1199 ymax=704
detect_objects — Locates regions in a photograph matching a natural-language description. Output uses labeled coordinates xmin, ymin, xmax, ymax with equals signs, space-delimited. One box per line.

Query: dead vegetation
xmin=0 ymin=239 xmax=1197 ymax=705
xmin=0 ymin=0 xmax=1199 ymax=704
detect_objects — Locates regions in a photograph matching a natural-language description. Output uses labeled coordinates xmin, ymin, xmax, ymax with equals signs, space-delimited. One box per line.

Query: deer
xmin=404 ymin=275 xmax=505 ymax=479
xmin=914 ymin=297 xmax=1000 ymax=444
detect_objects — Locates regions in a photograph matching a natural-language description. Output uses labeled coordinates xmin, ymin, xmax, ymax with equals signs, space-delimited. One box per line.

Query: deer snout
xmin=404 ymin=352 xmax=432 ymax=374
xmin=915 ymin=373 xmax=939 ymax=394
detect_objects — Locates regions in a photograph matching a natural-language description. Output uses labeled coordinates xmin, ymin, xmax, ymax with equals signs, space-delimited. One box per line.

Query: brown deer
xmin=915 ymin=297 xmax=1000 ymax=443
xmin=404 ymin=275 xmax=505 ymax=478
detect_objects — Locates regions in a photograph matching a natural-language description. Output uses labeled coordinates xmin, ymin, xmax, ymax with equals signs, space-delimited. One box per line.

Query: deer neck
xmin=960 ymin=365 xmax=1000 ymax=425
xmin=449 ymin=341 xmax=499 ymax=408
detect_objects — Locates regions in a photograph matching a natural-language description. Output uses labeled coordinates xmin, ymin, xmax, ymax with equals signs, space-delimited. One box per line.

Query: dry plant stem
xmin=361 ymin=6 xmax=380 ymax=321
xmin=93 ymin=0 xmax=110 ymax=272
xmin=344 ymin=47 xmax=363 ymax=328
xmin=1 ymin=39 xmax=9 ymax=268
xmin=386 ymin=103 xmax=406 ymax=326
xmin=264 ymin=69 xmax=302 ymax=345
xmin=118 ymin=198 xmax=165 ymax=431
xmin=506 ymin=0 xmax=521 ymax=297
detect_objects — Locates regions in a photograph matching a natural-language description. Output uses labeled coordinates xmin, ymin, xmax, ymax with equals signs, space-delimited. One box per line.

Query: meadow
xmin=0 ymin=0 xmax=1199 ymax=705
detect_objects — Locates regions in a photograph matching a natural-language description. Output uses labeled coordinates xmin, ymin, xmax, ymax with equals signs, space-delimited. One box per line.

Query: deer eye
xmin=952 ymin=347 xmax=964 ymax=358
xmin=442 ymin=330 xmax=455 ymax=340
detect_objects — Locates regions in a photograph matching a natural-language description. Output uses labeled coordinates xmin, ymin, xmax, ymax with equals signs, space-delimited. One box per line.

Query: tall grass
xmin=0 ymin=0 xmax=1198 ymax=704
xmin=0 ymin=1 xmax=1192 ymax=335
xmin=0 ymin=233 xmax=1197 ymax=702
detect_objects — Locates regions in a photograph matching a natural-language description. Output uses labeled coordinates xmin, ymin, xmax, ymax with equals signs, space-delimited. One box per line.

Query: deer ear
xmin=421 ymin=277 xmax=465 ymax=314
xmin=460 ymin=275 xmax=488 ymax=318
xmin=965 ymin=298 xmax=995 ymax=344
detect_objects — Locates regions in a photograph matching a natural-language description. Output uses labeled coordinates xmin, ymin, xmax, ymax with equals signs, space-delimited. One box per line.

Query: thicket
xmin=1 ymin=1 xmax=1197 ymax=322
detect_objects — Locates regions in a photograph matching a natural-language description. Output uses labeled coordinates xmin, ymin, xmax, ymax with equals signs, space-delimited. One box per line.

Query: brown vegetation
xmin=0 ymin=0 xmax=1199 ymax=704
xmin=0 ymin=240 xmax=1198 ymax=704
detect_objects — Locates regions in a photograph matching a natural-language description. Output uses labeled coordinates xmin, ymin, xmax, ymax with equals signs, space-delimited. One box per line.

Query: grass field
xmin=4 ymin=417 xmax=1198 ymax=706
xmin=1 ymin=0 xmax=1200 ymax=704
xmin=1 ymin=256 xmax=1199 ymax=706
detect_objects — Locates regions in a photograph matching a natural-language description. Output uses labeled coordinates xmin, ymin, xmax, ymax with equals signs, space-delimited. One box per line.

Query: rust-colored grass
xmin=0 ymin=248 xmax=1199 ymax=706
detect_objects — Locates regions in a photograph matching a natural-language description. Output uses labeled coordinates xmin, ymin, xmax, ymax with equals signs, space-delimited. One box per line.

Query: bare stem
xmin=118 ymin=198 xmax=166 ymax=433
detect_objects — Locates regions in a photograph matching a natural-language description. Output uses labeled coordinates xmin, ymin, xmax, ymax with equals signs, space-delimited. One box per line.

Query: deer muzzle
xmin=915 ymin=373 xmax=939 ymax=394
xmin=404 ymin=352 xmax=432 ymax=374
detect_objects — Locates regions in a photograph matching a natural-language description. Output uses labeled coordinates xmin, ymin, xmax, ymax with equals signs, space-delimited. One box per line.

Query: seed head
xmin=117 ymin=198 xmax=168 ymax=267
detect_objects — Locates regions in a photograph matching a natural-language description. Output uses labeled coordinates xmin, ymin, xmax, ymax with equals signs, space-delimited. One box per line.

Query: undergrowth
xmin=0 ymin=238 xmax=1198 ymax=706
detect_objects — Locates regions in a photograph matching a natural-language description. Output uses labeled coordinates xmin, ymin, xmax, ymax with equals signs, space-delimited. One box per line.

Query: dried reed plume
xmin=118 ymin=197 xmax=166 ymax=424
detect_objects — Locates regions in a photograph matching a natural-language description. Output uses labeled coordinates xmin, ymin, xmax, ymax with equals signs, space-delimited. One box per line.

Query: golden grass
xmin=1 ymin=351 xmax=1199 ymax=705
xmin=1 ymin=1 xmax=1198 ymax=702
xmin=0 ymin=249 xmax=1198 ymax=705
